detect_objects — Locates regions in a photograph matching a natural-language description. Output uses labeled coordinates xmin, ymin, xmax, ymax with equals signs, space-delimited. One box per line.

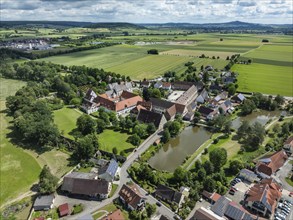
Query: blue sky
xmin=1 ymin=0 xmax=292 ymax=24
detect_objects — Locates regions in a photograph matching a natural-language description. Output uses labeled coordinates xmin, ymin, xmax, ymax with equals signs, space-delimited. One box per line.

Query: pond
xmin=231 ymin=110 xmax=281 ymax=129
xmin=148 ymin=126 xmax=211 ymax=172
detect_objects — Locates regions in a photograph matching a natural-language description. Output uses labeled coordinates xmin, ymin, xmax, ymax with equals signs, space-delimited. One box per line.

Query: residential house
xmin=98 ymin=159 xmax=119 ymax=182
xmin=256 ymin=150 xmax=288 ymax=177
xmin=238 ymin=169 xmax=259 ymax=183
xmin=95 ymin=91 xmax=143 ymax=115
xmin=61 ymin=172 xmax=111 ymax=199
xmin=58 ymin=203 xmax=70 ymax=217
xmin=198 ymin=106 xmax=218 ymax=120
xmin=141 ymin=80 xmax=151 ymax=88
xmin=224 ymin=202 xmax=255 ymax=220
xmin=162 ymin=82 xmax=172 ymax=90
xmin=33 ymin=194 xmax=55 ymax=211
xmin=244 ymin=178 xmax=282 ymax=217
xmin=223 ymin=76 xmax=235 ymax=85
xmin=209 ymin=84 xmax=223 ymax=93
xmin=106 ymin=82 xmax=133 ymax=97
xmin=283 ymin=136 xmax=293 ymax=154
xmin=119 ymin=183 xmax=145 ymax=211
xmin=154 ymin=184 xmax=184 ymax=207
xmin=212 ymin=92 xmax=228 ymax=104
xmin=81 ymin=89 xmax=99 ymax=114
xmin=196 ymin=89 xmax=209 ymax=104
xmin=192 ymin=207 xmax=225 ymax=220
xmin=231 ymin=93 xmax=245 ymax=104
xmin=130 ymin=101 xmax=152 ymax=115
xmin=211 ymin=196 xmax=231 ymax=217
xmin=137 ymin=109 xmax=167 ymax=129
xmin=201 ymin=190 xmax=221 ymax=205
xmin=101 ymin=209 xmax=125 ymax=220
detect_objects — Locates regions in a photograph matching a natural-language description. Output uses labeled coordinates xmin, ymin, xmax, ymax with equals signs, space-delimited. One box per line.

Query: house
xmin=33 ymin=194 xmax=55 ymax=211
xmin=162 ymin=82 xmax=172 ymax=90
xmin=137 ymin=109 xmax=167 ymax=129
xmin=95 ymin=91 xmax=143 ymax=115
xmin=222 ymin=76 xmax=235 ymax=85
xmin=211 ymin=196 xmax=231 ymax=217
xmin=231 ymin=93 xmax=245 ymax=103
xmin=131 ymin=101 xmax=152 ymax=115
xmin=119 ymin=183 xmax=145 ymax=211
xmin=224 ymin=202 xmax=255 ymax=220
xmin=58 ymin=203 xmax=70 ymax=217
xmin=141 ymin=80 xmax=151 ymax=88
xmin=175 ymin=85 xmax=198 ymax=106
xmin=171 ymin=81 xmax=194 ymax=90
xmin=256 ymin=150 xmax=288 ymax=177
xmin=192 ymin=207 xmax=225 ymax=220
xmin=212 ymin=92 xmax=228 ymax=104
xmin=180 ymin=186 xmax=190 ymax=198
xmin=98 ymin=159 xmax=119 ymax=182
xmin=244 ymin=178 xmax=282 ymax=217
xmin=238 ymin=169 xmax=259 ymax=183
xmin=106 ymin=82 xmax=133 ymax=97
xmin=154 ymin=184 xmax=184 ymax=207
xmin=198 ymin=106 xmax=218 ymax=120
xmin=154 ymin=81 xmax=163 ymax=89
xmin=61 ymin=172 xmax=111 ymax=199
xmin=201 ymin=190 xmax=221 ymax=205
xmin=283 ymin=136 xmax=293 ymax=154
xmin=209 ymin=84 xmax=223 ymax=93
xmin=101 ymin=209 xmax=125 ymax=220
xmin=196 ymin=89 xmax=209 ymax=104
xmin=81 ymin=89 xmax=99 ymax=114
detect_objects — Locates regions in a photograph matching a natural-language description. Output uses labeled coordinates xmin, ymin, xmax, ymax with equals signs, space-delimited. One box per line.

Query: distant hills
xmin=1 ymin=20 xmax=291 ymax=31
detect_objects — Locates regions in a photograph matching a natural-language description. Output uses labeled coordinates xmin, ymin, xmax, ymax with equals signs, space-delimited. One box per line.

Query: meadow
xmin=53 ymin=107 xmax=83 ymax=139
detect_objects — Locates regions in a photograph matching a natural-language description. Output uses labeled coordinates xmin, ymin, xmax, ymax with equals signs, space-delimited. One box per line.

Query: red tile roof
xmin=101 ymin=209 xmax=125 ymax=220
xmin=58 ymin=203 xmax=70 ymax=217
xmin=257 ymin=150 xmax=288 ymax=176
xmin=285 ymin=136 xmax=293 ymax=146
xmin=119 ymin=184 xmax=143 ymax=210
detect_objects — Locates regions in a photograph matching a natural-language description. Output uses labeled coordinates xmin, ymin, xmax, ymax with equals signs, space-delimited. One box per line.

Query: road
xmin=67 ymin=128 xmax=176 ymax=220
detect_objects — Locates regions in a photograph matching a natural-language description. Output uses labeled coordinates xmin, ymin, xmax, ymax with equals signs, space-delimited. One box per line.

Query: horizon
xmin=1 ymin=0 xmax=292 ymax=24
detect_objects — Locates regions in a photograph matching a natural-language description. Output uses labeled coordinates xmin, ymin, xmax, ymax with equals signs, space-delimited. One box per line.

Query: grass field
xmin=99 ymin=129 xmax=135 ymax=155
xmin=233 ymin=63 xmax=293 ymax=96
xmin=0 ymin=78 xmax=41 ymax=206
xmin=53 ymin=107 xmax=82 ymax=139
xmin=160 ymin=49 xmax=235 ymax=59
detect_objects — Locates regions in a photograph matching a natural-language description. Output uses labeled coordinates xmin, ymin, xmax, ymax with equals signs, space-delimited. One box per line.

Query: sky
xmin=1 ymin=0 xmax=292 ymax=24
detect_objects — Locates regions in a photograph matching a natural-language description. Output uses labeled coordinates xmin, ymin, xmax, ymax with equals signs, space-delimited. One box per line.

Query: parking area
xmin=274 ymin=197 xmax=293 ymax=220
xmin=167 ymin=90 xmax=185 ymax=102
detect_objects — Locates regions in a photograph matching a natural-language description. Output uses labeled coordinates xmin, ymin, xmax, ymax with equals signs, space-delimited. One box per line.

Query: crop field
xmin=160 ymin=49 xmax=235 ymax=59
xmin=99 ymin=129 xmax=135 ymax=155
xmin=0 ymin=78 xmax=41 ymax=206
xmin=53 ymin=107 xmax=82 ymax=139
xmin=233 ymin=63 xmax=293 ymax=96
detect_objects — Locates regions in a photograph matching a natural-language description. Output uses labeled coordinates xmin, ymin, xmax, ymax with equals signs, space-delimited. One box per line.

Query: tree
xmin=74 ymin=135 xmax=96 ymax=160
xmin=209 ymin=148 xmax=227 ymax=170
xmin=133 ymin=124 xmax=147 ymax=138
xmin=146 ymin=123 xmax=156 ymax=135
xmin=241 ymin=99 xmax=256 ymax=115
xmin=229 ymin=160 xmax=244 ymax=175
xmin=169 ymin=121 xmax=181 ymax=137
xmin=237 ymin=120 xmax=250 ymax=139
xmin=161 ymin=129 xmax=170 ymax=143
xmin=203 ymin=176 xmax=216 ymax=192
xmin=128 ymin=134 xmax=141 ymax=146
xmin=203 ymin=160 xmax=214 ymax=175
xmin=145 ymin=203 xmax=156 ymax=218
xmin=147 ymin=49 xmax=159 ymax=55
xmin=174 ymin=167 xmax=186 ymax=183
xmin=275 ymin=94 xmax=285 ymax=106
xmin=228 ymin=84 xmax=236 ymax=96
xmin=76 ymin=115 xmax=96 ymax=135
xmin=193 ymin=111 xmax=201 ymax=124
xmin=70 ymin=97 xmax=81 ymax=106
xmin=38 ymin=165 xmax=58 ymax=194
xmin=96 ymin=118 xmax=106 ymax=134
xmin=112 ymin=147 xmax=118 ymax=155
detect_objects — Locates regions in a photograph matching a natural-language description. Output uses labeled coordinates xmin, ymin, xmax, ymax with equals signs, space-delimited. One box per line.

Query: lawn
xmin=233 ymin=63 xmax=293 ymax=96
xmin=99 ymin=129 xmax=135 ymax=155
xmin=53 ymin=107 xmax=83 ymax=139
xmin=109 ymin=184 xmax=118 ymax=198
xmin=0 ymin=78 xmax=41 ymax=206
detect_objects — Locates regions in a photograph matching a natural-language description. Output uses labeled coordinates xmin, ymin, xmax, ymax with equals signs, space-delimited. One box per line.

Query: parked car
xmin=156 ymin=202 xmax=162 ymax=207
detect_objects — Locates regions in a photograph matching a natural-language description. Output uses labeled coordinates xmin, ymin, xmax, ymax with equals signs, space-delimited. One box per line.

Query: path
xmin=0 ymin=190 xmax=37 ymax=210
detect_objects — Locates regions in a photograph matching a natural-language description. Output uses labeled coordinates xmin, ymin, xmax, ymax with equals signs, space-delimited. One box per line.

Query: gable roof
xmin=101 ymin=209 xmax=125 ymax=220
xmin=62 ymin=172 xmax=110 ymax=196
xmin=211 ymin=196 xmax=231 ymax=217
xmin=198 ymin=106 xmax=214 ymax=116
xmin=284 ymin=136 xmax=293 ymax=146
xmin=150 ymin=97 xmax=174 ymax=109
xmin=155 ymin=184 xmax=183 ymax=204
xmin=137 ymin=109 xmax=165 ymax=127
xmin=105 ymin=159 xmax=118 ymax=178
xmin=257 ymin=150 xmax=288 ymax=176
xmin=58 ymin=203 xmax=70 ymax=216
xmin=119 ymin=184 xmax=143 ymax=209
xmin=175 ymin=85 xmax=198 ymax=105
xmin=224 ymin=202 xmax=254 ymax=220
xmin=34 ymin=194 xmax=54 ymax=208
xmin=193 ymin=207 xmax=224 ymax=220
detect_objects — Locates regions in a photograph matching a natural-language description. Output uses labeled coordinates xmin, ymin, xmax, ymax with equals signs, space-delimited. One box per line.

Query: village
xmin=26 ymin=67 xmax=293 ymax=220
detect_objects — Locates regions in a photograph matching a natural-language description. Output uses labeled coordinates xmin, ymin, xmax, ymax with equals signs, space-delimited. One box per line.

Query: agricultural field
xmin=53 ymin=107 xmax=83 ymax=139
xmin=233 ymin=63 xmax=293 ymax=96
xmin=99 ymin=129 xmax=135 ymax=155
xmin=160 ymin=49 xmax=235 ymax=59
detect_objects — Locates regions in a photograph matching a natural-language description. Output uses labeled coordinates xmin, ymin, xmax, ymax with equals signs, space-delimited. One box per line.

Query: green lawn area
xmin=99 ymin=129 xmax=135 ymax=155
xmin=109 ymin=184 xmax=118 ymax=198
xmin=286 ymin=177 xmax=293 ymax=187
xmin=233 ymin=63 xmax=293 ymax=96
xmin=92 ymin=203 xmax=117 ymax=220
xmin=0 ymin=78 xmax=41 ymax=206
xmin=53 ymin=107 xmax=83 ymax=139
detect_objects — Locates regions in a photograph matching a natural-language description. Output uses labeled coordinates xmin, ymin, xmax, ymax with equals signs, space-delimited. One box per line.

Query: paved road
xmin=275 ymin=157 xmax=293 ymax=192
xmin=66 ymin=128 xmax=176 ymax=220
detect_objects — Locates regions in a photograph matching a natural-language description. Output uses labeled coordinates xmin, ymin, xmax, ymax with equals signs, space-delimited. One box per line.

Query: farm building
xmin=58 ymin=203 xmax=70 ymax=217
xmin=98 ymin=159 xmax=120 ymax=182
xmin=33 ymin=194 xmax=55 ymax=211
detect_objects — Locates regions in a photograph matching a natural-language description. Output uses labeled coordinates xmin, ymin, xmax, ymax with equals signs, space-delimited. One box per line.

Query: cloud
xmin=0 ymin=0 xmax=291 ymax=24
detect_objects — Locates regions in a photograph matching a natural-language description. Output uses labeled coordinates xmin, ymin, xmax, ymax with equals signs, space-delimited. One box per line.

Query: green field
xmin=53 ymin=107 xmax=83 ymax=139
xmin=0 ymin=78 xmax=41 ymax=206
xmin=160 ymin=49 xmax=236 ymax=59
xmin=99 ymin=129 xmax=135 ymax=155
xmin=233 ymin=63 xmax=293 ymax=96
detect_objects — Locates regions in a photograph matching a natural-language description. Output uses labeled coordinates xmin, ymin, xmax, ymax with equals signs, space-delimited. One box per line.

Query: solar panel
xmin=211 ymin=196 xmax=230 ymax=217
xmin=261 ymin=192 xmax=272 ymax=212
xmin=106 ymin=159 xmax=118 ymax=177
xmin=225 ymin=204 xmax=244 ymax=220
